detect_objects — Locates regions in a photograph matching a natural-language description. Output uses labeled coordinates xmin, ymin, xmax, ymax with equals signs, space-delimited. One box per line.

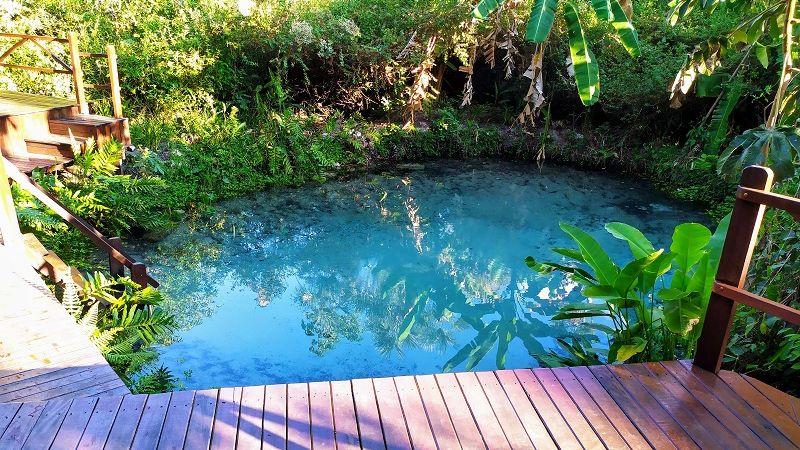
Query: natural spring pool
xmin=137 ymin=160 xmax=703 ymax=389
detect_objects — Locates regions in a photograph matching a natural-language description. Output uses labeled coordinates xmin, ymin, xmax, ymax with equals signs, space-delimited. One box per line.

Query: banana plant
xmin=526 ymin=217 xmax=729 ymax=365
xmin=472 ymin=0 xmax=641 ymax=105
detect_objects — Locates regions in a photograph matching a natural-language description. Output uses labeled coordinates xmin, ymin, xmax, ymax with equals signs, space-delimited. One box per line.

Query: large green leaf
xmin=670 ymin=223 xmax=712 ymax=290
xmin=560 ymin=223 xmax=619 ymax=284
xmin=525 ymin=0 xmax=559 ymax=42
xmin=609 ymin=337 xmax=646 ymax=363
xmin=705 ymin=82 xmax=743 ymax=153
xmin=590 ymin=0 xmax=612 ymax=21
xmin=610 ymin=0 xmax=641 ymax=57
xmin=718 ymin=126 xmax=800 ymax=181
xmin=613 ymin=250 xmax=663 ymax=295
xmin=564 ymin=3 xmax=600 ymax=105
xmin=525 ymin=256 xmax=596 ymax=283
xmin=660 ymin=288 xmax=703 ymax=336
xmin=605 ymin=222 xmax=654 ymax=259
xmin=473 ymin=0 xmax=504 ymax=19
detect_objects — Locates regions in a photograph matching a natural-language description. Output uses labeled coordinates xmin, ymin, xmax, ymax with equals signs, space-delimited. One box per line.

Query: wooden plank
xmin=211 ymin=387 xmax=242 ymax=450
xmin=414 ymin=375 xmax=460 ymax=449
xmin=76 ymin=395 xmax=124 ymax=449
xmin=743 ymin=373 xmax=799 ymax=420
xmin=717 ymin=370 xmax=800 ymax=447
xmin=568 ymin=366 xmax=650 ymax=449
xmin=0 ymin=402 xmax=46 ymax=448
xmin=308 ymin=381 xmax=336 ymax=449
xmin=372 ymin=376 xmax=413 ymax=450
xmin=648 ymin=362 xmax=768 ymax=449
xmin=632 ymin=363 xmax=748 ymax=447
xmin=0 ymin=403 xmax=21 ymax=437
xmin=455 ymin=371 xmax=510 ymax=450
xmin=20 ymin=398 xmax=72 ymax=449
xmin=181 ymin=389 xmax=218 ymax=449
xmin=551 ymin=367 xmax=629 ymax=449
xmin=513 ymin=369 xmax=581 ymax=450
xmin=237 ymin=385 xmax=265 ymax=449
xmin=130 ymin=392 xmax=171 ymax=450
xmin=105 ymin=394 xmax=147 ymax=450
xmin=588 ymin=365 xmax=678 ymax=449
xmin=286 ymin=383 xmax=312 ymax=450
xmin=492 ymin=370 xmax=555 ymax=450
xmin=351 ymin=378 xmax=385 ymax=449
xmin=393 ymin=376 xmax=436 ymax=450
xmin=606 ymin=366 xmax=706 ymax=448
xmin=50 ymin=396 xmax=97 ymax=449
xmin=156 ymin=390 xmax=195 ymax=450
xmin=330 ymin=380 xmax=360 ymax=450
xmin=533 ymin=368 xmax=604 ymax=450
xmin=474 ymin=371 xmax=533 ymax=449
xmin=671 ymin=360 xmax=795 ymax=449
xmin=262 ymin=384 xmax=287 ymax=449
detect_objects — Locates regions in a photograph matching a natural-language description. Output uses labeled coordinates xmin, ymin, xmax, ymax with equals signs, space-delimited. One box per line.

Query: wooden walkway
xmin=0 ymin=362 xmax=797 ymax=448
xmin=0 ymin=245 xmax=129 ymax=403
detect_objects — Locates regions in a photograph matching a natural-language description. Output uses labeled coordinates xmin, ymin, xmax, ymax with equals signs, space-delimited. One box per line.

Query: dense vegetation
xmin=3 ymin=0 xmax=798 ymax=392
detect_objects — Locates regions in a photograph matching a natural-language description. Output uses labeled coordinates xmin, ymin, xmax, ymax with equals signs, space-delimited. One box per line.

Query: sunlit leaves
xmin=590 ymin=0 xmax=612 ymax=21
xmin=564 ymin=3 xmax=600 ymax=105
xmin=610 ymin=0 xmax=641 ymax=57
xmin=718 ymin=126 xmax=800 ymax=180
xmin=473 ymin=0 xmax=505 ymax=19
xmin=524 ymin=0 xmax=559 ymax=42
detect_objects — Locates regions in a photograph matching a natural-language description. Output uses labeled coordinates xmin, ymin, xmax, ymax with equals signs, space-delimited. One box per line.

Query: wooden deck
xmin=0 ymin=245 xmax=129 ymax=403
xmin=0 ymin=362 xmax=797 ymax=448
xmin=0 ymin=91 xmax=75 ymax=117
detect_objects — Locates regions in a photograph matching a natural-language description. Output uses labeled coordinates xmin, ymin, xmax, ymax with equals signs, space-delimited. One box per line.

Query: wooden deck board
xmin=0 ymin=91 xmax=75 ymax=117
xmin=0 ymin=364 xmax=798 ymax=449
xmin=0 ymin=245 xmax=128 ymax=403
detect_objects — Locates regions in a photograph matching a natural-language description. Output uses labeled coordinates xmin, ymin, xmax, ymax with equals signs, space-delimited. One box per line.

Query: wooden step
xmin=25 ymin=134 xmax=84 ymax=159
xmin=48 ymin=114 xmax=129 ymax=146
xmin=5 ymin=155 xmax=72 ymax=174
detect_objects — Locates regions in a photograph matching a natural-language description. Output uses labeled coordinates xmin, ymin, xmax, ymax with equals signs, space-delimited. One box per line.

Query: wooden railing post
xmin=105 ymin=44 xmax=123 ymax=118
xmin=67 ymin=32 xmax=88 ymax=114
xmin=108 ymin=236 xmax=125 ymax=277
xmin=0 ymin=158 xmax=24 ymax=253
xmin=694 ymin=166 xmax=775 ymax=372
xmin=131 ymin=262 xmax=148 ymax=288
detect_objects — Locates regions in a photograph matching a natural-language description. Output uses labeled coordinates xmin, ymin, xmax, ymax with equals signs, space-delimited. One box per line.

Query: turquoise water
xmin=139 ymin=160 xmax=703 ymax=389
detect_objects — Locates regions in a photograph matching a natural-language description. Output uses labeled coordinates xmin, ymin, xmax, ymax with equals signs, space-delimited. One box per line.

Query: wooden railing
xmin=1 ymin=158 xmax=157 ymax=288
xmin=694 ymin=165 xmax=800 ymax=373
xmin=0 ymin=32 xmax=123 ymax=118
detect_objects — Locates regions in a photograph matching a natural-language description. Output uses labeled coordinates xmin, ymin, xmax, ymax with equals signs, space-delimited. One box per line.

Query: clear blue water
xmin=138 ymin=160 xmax=703 ymax=389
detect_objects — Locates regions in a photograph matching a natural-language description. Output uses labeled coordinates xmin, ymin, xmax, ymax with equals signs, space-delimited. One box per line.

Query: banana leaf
xmin=564 ymin=3 xmax=600 ymax=105
xmin=525 ymin=0 xmax=559 ymax=42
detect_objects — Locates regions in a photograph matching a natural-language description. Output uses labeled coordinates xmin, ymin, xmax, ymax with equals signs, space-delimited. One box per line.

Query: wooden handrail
xmin=694 ymin=165 xmax=800 ymax=372
xmin=2 ymin=158 xmax=158 ymax=288
xmin=0 ymin=33 xmax=123 ymax=117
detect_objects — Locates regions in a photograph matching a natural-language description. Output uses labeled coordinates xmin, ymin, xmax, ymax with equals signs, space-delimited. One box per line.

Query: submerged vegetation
xmin=2 ymin=0 xmax=798 ymax=393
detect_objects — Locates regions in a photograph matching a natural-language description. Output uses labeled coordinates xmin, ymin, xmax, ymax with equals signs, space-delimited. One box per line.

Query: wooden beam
xmin=0 ymin=63 xmax=71 ymax=74
xmin=713 ymin=282 xmax=800 ymax=325
xmin=106 ymin=45 xmax=123 ymax=119
xmin=0 ymin=32 xmax=68 ymax=43
xmin=0 ymin=38 xmax=28 ymax=64
xmin=67 ymin=32 xmax=88 ymax=114
xmin=737 ymin=186 xmax=800 ymax=219
xmin=0 ymin=157 xmax=24 ymax=253
xmin=694 ymin=166 xmax=774 ymax=373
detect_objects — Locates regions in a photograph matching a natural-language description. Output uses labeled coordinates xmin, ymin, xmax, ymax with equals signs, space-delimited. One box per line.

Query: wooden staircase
xmin=0 ymin=32 xmax=129 ymax=174
xmin=0 ymin=92 xmax=130 ymax=174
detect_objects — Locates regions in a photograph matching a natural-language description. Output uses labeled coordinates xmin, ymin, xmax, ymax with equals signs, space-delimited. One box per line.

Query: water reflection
xmin=137 ymin=160 xmax=701 ymax=389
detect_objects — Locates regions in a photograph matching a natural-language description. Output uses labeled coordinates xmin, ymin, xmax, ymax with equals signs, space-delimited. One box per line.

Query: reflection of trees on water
xmin=148 ymin=170 xmax=579 ymax=371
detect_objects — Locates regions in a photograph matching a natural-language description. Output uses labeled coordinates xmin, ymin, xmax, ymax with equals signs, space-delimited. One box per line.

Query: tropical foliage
xmin=527 ymin=219 xmax=729 ymax=365
xmin=669 ymin=0 xmax=800 ymax=180
xmin=61 ymin=272 xmax=177 ymax=390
